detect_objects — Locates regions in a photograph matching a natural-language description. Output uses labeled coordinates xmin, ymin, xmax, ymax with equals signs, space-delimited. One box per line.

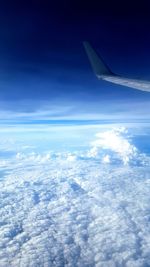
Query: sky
xmin=1 ymin=3 xmax=150 ymax=265
xmin=1 ymin=0 xmax=150 ymax=122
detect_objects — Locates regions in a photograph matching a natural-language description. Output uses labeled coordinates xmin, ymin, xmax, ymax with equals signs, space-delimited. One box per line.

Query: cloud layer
xmin=0 ymin=126 xmax=150 ymax=266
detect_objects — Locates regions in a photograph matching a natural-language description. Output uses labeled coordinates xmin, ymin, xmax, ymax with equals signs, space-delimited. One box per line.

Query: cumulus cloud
xmin=88 ymin=127 xmax=138 ymax=165
xmin=0 ymin=126 xmax=150 ymax=266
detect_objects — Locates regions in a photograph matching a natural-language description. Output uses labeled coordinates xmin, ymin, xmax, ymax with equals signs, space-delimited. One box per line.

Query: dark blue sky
xmin=0 ymin=0 xmax=150 ymax=121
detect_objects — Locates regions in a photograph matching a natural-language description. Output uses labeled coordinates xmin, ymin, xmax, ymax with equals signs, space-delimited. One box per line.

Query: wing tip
xmin=83 ymin=41 xmax=113 ymax=76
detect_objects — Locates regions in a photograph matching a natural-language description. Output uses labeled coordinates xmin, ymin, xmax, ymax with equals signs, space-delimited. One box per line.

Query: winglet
xmin=83 ymin=41 xmax=113 ymax=77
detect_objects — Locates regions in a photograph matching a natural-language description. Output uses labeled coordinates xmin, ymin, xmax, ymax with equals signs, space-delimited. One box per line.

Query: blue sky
xmin=0 ymin=1 xmax=150 ymax=122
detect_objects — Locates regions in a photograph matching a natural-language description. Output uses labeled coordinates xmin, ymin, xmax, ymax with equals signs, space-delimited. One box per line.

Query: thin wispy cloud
xmin=0 ymin=98 xmax=150 ymax=123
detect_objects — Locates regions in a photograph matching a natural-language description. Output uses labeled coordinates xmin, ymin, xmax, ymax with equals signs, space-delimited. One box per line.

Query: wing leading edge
xmin=83 ymin=41 xmax=150 ymax=92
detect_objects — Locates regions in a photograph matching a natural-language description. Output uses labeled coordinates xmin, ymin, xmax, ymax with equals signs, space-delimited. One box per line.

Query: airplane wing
xmin=83 ymin=41 xmax=150 ymax=92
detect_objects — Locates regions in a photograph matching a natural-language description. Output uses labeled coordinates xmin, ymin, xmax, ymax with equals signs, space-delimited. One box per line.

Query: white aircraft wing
xmin=83 ymin=41 xmax=150 ymax=92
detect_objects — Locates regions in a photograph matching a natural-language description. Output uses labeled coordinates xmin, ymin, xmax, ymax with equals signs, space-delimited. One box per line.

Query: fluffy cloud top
xmin=88 ymin=127 xmax=139 ymax=165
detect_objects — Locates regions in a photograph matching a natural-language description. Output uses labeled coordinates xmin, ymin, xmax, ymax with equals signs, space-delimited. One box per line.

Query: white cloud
xmin=89 ymin=127 xmax=138 ymax=165
xmin=102 ymin=154 xmax=110 ymax=163
xmin=0 ymin=126 xmax=150 ymax=266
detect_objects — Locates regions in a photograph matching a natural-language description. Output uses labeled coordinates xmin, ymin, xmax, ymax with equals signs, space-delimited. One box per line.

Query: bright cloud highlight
xmin=89 ymin=127 xmax=138 ymax=165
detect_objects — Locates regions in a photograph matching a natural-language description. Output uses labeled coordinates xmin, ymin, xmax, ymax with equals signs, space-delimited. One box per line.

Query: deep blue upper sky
xmin=0 ymin=0 xmax=150 ymax=121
